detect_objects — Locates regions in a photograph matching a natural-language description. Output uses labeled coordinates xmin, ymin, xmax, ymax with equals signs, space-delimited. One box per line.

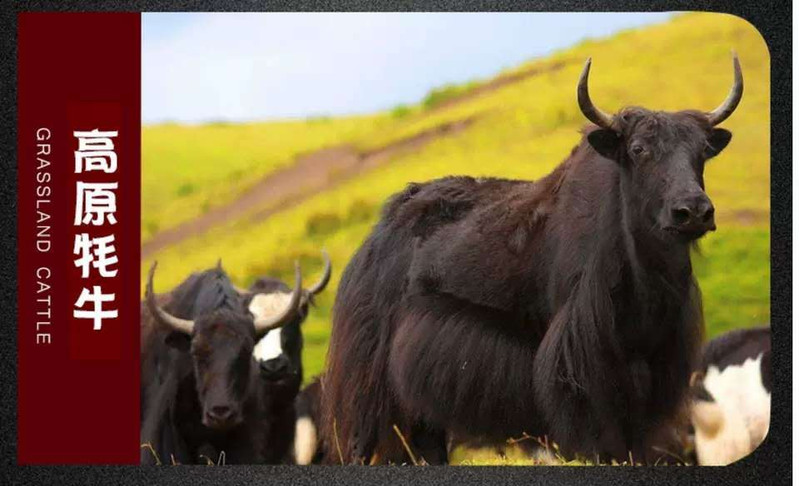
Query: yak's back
xmin=380 ymin=176 xmax=529 ymax=238
xmin=338 ymin=176 xmax=528 ymax=305
xmin=381 ymin=174 xmax=561 ymax=314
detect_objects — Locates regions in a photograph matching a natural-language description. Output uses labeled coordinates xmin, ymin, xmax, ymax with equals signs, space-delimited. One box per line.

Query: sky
xmin=142 ymin=12 xmax=674 ymax=124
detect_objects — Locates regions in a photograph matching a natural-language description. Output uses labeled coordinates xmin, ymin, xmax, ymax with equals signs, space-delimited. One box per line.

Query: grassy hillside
xmin=141 ymin=11 xmax=770 ymax=398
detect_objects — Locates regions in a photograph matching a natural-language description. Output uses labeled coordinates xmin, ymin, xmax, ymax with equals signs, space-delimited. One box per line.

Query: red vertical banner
xmin=17 ymin=13 xmax=141 ymax=464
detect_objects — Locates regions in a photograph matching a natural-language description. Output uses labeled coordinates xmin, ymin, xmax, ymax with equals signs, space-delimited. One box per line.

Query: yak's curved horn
xmin=707 ymin=52 xmax=744 ymax=126
xmin=253 ymin=261 xmax=302 ymax=335
xmin=307 ymin=250 xmax=332 ymax=296
xmin=577 ymin=57 xmax=614 ymax=129
xmin=146 ymin=261 xmax=195 ymax=335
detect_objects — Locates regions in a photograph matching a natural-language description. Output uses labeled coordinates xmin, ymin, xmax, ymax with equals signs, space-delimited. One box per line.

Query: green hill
xmin=141 ymin=12 xmax=770 ymax=394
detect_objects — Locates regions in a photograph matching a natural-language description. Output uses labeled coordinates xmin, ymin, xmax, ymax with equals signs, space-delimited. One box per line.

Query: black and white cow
xmin=240 ymin=251 xmax=331 ymax=463
xmin=690 ymin=326 xmax=771 ymax=465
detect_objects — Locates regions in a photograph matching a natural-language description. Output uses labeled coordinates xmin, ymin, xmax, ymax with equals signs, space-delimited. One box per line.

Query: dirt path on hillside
xmin=142 ymin=117 xmax=476 ymax=258
xmin=141 ymin=60 xmax=574 ymax=258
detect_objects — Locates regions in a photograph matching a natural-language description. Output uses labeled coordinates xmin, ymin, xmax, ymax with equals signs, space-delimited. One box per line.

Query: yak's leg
xmin=368 ymin=424 xmax=425 ymax=465
xmin=351 ymin=427 xmax=378 ymax=464
xmin=410 ymin=422 xmax=448 ymax=465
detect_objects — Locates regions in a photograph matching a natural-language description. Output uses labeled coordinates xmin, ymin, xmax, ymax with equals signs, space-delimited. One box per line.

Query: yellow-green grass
xmin=142 ymin=116 xmax=382 ymax=240
xmin=142 ymin=12 xmax=770 ymax=396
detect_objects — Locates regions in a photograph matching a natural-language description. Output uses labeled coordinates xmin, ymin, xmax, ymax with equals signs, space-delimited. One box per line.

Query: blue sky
xmin=142 ymin=12 xmax=674 ymax=124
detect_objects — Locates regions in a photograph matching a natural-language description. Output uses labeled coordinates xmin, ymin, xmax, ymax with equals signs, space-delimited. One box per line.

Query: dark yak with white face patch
xmin=245 ymin=251 xmax=331 ymax=393
xmin=248 ymin=278 xmax=306 ymax=386
xmin=230 ymin=250 xmax=331 ymax=463
xmin=139 ymin=261 xmax=302 ymax=464
xmin=322 ymin=55 xmax=743 ymax=464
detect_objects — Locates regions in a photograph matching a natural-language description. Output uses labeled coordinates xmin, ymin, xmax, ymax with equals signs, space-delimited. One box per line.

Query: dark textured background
xmin=1 ymin=1 xmax=791 ymax=484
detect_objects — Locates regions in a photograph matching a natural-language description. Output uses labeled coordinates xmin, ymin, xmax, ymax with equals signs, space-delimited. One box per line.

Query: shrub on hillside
xmin=391 ymin=104 xmax=412 ymax=118
xmin=306 ymin=212 xmax=342 ymax=237
xmin=422 ymin=80 xmax=479 ymax=109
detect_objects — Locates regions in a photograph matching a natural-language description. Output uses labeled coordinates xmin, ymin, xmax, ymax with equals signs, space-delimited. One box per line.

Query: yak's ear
xmin=587 ymin=129 xmax=621 ymax=159
xmin=704 ymin=128 xmax=732 ymax=159
xmin=165 ymin=331 xmax=191 ymax=351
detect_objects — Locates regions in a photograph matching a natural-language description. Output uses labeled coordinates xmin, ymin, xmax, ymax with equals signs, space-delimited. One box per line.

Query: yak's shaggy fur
xmin=322 ymin=108 xmax=729 ymax=464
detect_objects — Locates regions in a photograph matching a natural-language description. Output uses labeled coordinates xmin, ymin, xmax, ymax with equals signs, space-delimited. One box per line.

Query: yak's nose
xmin=260 ymin=355 xmax=289 ymax=377
xmin=208 ymin=405 xmax=233 ymax=422
xmin=670 ymin=195 xmax=715 ymax=233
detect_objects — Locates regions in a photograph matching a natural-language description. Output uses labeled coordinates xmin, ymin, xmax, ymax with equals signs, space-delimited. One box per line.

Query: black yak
xmin=690 ymin=326 xmax=771 ymax=465
xmin=322 ymin=54 xmax=744 ymax=464
xmin=140 ymin=261 xmax=303 ymax=464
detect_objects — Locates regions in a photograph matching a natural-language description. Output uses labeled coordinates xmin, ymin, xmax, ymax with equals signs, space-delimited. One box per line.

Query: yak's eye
xmin=631 ymin=145 xmax=645 ymax=156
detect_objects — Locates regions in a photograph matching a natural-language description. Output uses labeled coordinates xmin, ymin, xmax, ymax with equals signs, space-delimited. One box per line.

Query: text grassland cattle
xmin=322 ymin=55 xmax=743 ymax=464
xmin=691 ymin=326 xmax=771 ymax=465
xmin=140 ymin=261 xmax=302 ymax=464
